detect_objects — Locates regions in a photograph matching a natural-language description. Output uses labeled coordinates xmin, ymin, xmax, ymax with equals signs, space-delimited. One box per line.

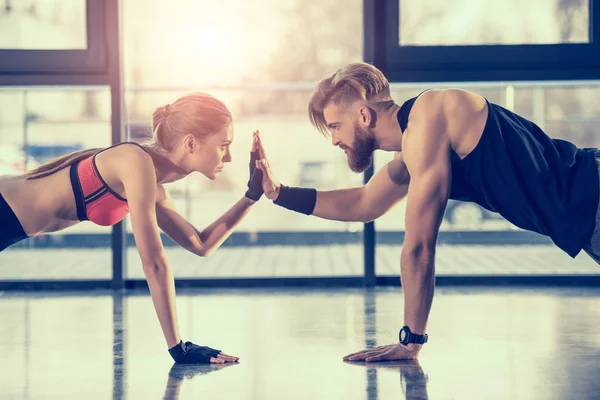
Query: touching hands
xmin=253 ymin=130 xmax=281 ymax=201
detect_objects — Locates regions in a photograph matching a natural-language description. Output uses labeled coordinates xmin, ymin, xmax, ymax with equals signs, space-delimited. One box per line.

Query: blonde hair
xmin=26 ymin=93 xmax=232 ymax=180
xmin=308 ymin=62 xmax=390 ymax=135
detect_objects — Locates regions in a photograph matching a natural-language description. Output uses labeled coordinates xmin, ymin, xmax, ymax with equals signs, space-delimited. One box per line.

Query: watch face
xmin=400 ymin=329 xmax=407 ymax=342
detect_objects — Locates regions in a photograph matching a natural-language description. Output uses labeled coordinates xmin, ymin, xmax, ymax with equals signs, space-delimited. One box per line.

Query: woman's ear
xmin=182 ymin=134 xmax=196 ymax=153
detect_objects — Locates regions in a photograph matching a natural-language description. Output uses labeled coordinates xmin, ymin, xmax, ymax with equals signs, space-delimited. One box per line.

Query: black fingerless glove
xmin=245 ymin=150 xmax=264 ymax=201
xmin=168 ymin=340 xmax=221 ymax=364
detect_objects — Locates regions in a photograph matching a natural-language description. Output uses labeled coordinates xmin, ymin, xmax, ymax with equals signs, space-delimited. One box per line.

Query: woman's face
xmin=191 ymin=123 xmax=234 ymax=180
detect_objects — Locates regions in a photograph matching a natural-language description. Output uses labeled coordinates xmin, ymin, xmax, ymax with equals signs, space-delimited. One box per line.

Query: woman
xmin=0 ymin=93 xmax=264 ymax=364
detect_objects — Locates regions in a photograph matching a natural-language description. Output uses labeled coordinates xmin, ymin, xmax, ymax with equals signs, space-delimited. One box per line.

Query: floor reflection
xmin=3 ymin=287 xmax=600 ymax=399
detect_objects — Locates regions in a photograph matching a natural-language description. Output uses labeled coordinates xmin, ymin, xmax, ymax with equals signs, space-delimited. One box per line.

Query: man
xmin=253 ymin=62 xmax=600 ymax=362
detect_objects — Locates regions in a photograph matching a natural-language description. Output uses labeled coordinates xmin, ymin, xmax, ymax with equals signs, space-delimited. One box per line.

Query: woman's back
xmin=1 ymin=162 xmax=89 ymax=235
xmin=0 ymin=145 xmax=138 ymax=236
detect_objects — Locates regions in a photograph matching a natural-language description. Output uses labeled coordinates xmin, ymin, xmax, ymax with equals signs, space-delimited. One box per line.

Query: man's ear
xmin=358 ymin=106 xmax=376 ymax=128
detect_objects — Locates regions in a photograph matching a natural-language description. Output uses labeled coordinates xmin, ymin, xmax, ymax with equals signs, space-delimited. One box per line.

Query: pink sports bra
xmin=69 ymin=143 xmax=140 ymax=226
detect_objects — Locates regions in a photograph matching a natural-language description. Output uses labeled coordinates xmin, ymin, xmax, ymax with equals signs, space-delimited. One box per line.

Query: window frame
xmin=0 ymin=0 xmax=107 ymax=76
xmin=377 ymin=0 xmax=600 ymax=82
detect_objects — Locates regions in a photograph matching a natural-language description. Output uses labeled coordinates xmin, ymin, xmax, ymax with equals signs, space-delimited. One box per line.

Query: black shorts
xmin=0 ymin=192 xmax=28 ymax=251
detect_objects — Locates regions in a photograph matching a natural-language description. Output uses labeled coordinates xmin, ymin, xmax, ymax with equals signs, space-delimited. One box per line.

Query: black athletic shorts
xmin=0 ymin=192 xmax=28 ymax=252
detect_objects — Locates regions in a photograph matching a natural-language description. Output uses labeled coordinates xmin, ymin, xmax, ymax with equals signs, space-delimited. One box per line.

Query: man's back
xmin=398 ymin=90 xmax=599 ymax=257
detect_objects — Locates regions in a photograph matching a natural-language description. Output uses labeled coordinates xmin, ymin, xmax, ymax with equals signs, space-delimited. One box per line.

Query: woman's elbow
xmin=190 ymin=244 xmax=210 ymax=257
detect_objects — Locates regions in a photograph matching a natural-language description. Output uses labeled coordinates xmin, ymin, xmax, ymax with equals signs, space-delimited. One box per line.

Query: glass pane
xmin=0 ymin=0 xmax=87 ymax=49
xmin=0 ymin=87 xmax=112 ymax=280
xmin=375 ymin=81 xmax=600 ymax=277
xmin=399 ymin=0 xmax=590 ymax=46
xmin=123 ymin=0 xmax=364 ymax=279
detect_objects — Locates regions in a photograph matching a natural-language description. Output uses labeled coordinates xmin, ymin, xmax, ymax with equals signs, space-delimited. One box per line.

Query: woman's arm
xmin=111 ymin=144 xmax=239 ymax=364
xmin=117 ymin=146 xmax=181 ymax=348
xmin=155 ymin=186 xmax=256 ymax=257
xmin=155 ymin=131 xmax=263 ymax=257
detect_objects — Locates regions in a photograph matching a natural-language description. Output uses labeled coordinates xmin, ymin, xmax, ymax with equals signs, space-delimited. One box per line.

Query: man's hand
xmin=343 ymin=343 xmax=420 ymax=362
xmin=254 ymin=131 xmax=281 ymax=200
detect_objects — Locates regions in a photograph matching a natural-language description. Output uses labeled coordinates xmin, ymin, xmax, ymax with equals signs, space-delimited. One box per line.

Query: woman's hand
xmin=168 ymin=340 xmax=239 ymax=364
xmin=245 ymin=130 xmax=264 ymax=201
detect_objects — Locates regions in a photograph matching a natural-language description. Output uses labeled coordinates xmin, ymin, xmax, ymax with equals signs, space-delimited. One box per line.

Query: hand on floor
xmin=168 ymin=340 xmax=239 ymax=364
xmin=343 ymin=343 xmax=419 ymax=362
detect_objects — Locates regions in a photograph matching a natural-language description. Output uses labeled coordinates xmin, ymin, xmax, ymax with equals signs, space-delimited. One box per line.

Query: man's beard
xmin=346 ymin=123 xmax=376 ymax=173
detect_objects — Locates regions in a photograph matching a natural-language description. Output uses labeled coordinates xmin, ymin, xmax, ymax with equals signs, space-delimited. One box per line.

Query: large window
xmin=0 ymin=87 xmax=112 ymax=280
xmin=374 ymin=0 xmax=600 ymax=82
xmin=122 ymin=0 xmax=364 ymax=280
xmin=0 ymin=0 xmax=107 ymax=75
xmin=0 ymin=0 xmax=87 ymax=49
xmin=399 ymin=0 xmax=590 ymax=46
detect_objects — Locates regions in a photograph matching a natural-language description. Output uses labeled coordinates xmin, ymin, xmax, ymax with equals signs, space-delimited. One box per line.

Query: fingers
xmin=251 ymin=130 xmax=259 ymax=152
xmin=344 ymin=350 xmax=378 ymax=361
xmin=364 ymin=349 xmax=394 ymax=362
xmin=216 ymin=353 xmax=239 ymax=362
xmin=255 ymin=130 xmax=268 ymax=159
xmin=210 ymin=357 xmax=225 ymax=364
xmin=343 ymin=350 xmax=367 ymax=361
xmin=343 ymin=345 xmax=394 ymax=361
xmin=256 ymin=159 xmax=270 ymax=180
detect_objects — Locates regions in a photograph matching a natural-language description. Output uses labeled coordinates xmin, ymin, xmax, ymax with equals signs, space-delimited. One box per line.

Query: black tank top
xmin=397 ymin=95 xmax=599 ymax=258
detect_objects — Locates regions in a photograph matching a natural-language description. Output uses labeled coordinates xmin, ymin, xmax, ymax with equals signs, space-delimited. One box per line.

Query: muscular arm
xmin=312 ymin=153 xmax=410 ymax=222
xmin=401 ymin=91 xmax=451 ymax=349
xmin=155 ymin=187 xmax=256 ymax=257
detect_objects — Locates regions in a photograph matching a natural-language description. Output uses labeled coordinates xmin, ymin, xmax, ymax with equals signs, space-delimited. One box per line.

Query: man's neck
xmin=373 ymin=104 xmax=403 ymax=152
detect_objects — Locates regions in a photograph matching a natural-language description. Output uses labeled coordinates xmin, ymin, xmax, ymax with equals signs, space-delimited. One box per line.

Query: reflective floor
xmin=2 ymin=286 xmax=600 ymax=399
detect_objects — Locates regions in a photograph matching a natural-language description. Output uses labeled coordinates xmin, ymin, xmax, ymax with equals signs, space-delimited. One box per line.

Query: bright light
xmin=128 ymin=0 xmax=280 ymax=85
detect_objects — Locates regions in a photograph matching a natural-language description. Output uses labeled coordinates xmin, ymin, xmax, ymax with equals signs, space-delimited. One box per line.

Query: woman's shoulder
xmin=95 ymin=142 xmax=155 ymax=182
xmin=100 ymin=142 xmax=153 ymax=164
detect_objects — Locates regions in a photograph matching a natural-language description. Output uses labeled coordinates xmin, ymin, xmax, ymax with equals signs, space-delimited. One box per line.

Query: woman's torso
xmin=0 ymin=144 xmax=143 ymax=236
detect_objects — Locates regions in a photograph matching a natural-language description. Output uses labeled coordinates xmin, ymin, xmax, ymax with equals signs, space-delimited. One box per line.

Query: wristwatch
xmin=399 ymin=325 xmax=428 ymax=345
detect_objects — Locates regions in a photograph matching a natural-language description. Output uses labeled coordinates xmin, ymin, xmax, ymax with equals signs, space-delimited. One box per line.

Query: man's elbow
xmin=357 ymin=208 xmax=384 ymax=223
xmin=359 ymin=213 xmax=377 ymax=223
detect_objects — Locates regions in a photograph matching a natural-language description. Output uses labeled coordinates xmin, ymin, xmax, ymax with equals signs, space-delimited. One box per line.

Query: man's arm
xmin=255 ymin=131 xmax=410 ymax=222
xmin=312 ymin=152 xmax=409 ymax=222
xmin=401 ymin=91 xmax=452 ymax=349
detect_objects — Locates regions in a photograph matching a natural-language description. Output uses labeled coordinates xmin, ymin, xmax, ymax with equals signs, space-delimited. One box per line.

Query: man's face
xmin=323 ymin=103 xmax=376 ymax=173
